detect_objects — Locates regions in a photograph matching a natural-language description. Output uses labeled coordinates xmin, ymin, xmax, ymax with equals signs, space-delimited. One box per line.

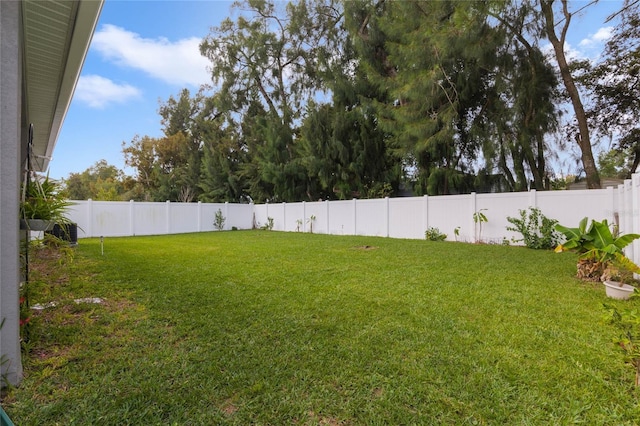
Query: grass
xmin=4 ymin=231 xmax=640 ymax=424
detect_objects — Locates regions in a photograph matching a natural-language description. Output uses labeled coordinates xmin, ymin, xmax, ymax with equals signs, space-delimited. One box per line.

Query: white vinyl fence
xmin=66 ymin=201 xmax=253 ymax=238
xmin=65 ymin=173 xmax=640 ymax=262
xmin=252 ymin=188 xmax=618 ymax=243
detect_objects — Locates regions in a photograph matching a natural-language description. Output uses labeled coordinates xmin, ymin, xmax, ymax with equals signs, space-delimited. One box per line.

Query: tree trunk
xmin=540 ymin=0 xmax=601 ymax=188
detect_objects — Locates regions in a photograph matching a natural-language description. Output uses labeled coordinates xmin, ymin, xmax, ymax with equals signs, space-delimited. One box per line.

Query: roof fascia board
xmin=41 ymin=0 xmax=103 ymax=172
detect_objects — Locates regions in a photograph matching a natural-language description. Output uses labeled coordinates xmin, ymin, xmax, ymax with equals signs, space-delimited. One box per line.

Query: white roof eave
xmin=22 ymin=0 xmax=103 ymax=172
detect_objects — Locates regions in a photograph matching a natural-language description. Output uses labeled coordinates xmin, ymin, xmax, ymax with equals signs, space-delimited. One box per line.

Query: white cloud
xmin=541 ymin=41 xmax=585 ymax=63
xmin=91 ymin=24 xmax=211 ymax=87
xmin=75 ymin=75 xmax=141 ymax=108
xmin=579 ymin=26 xmax=614 ymax=47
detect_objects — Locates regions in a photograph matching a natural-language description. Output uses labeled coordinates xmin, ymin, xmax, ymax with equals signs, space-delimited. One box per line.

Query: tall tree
xmin=349 ymin=0 xmax=499 ymax=195
xmin=586 ymin=0 xmax=640 ymax=177
xmin=299 ymin=100 xmax=398 ymax=199
xmin=298 ymin=1 xmax=400 ymax=200
xmin=349 ymin=0 xmax=564 ymax=193
xmin=64 ymin=160 xmax=134 ymax=201
xmin=122 ymin=135 xmax=158 ymax=200
xmin=200 ymin=0 xmax=341 ymax=125
xmin=598 ymin=148 xmax=634 ymax=179
xmin=197 ymin=95 xmax=250 ymax=203
xmin=158 ymin=89 xmax=205 ymax=202
xmin=539 ymin=0 xmax=601 ymax=188
xmin=123 ymin=90 xmax=207 ymax=202
xmin=199 ymin=0 xmax=342 ymax=201
xmin=483 ymin=1 xmax=560 ymax=191
xmin=122 ymin=133 xmax=198 ymax=201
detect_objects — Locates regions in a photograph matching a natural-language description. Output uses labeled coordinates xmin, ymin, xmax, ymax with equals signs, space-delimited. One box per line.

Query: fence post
xmin=353 ymin=198 xmax=357 ymax=235
xmin=623 ymin=180 xmax=633 ymax=235
xmin=632 ymin=174 xmax=640 ymax=266
xmin=250 ymin=202 xmax=255 ymax=229
xmin=129 ymin=200 xmax=135 ymax=236
xmin=87 ymin=199 xmax=93 ymax=238
xmin=625 ymin=179 xmax=633 ymax=235
xmin=606 ymin=186 xmax=615 ymax=223
xmin=224 ymin=202 xmax=229 ymax=231
xmin=385 ymin=197 xmax=390 ymax=237
xmin=617 ymin=184 xmax=625 ymax=235
xmin=422 ymin=195 xmax=429 ymax=235
xmin=325 ymin=199 xmax=330 ymax=234
xmin=471 ymin=192 xmax=477 ymax=243
xmin=529 ymin=189 xmax=537 ymax=209
xmin=165 ymin=200 xmax=171 ymax=235
xmin=302 ymin=201 xmax=306 ymax=232
xmin=283 ymin=202 xmax=286 ymax=232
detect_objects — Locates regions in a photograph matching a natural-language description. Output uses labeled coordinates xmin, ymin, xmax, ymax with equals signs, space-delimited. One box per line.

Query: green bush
xmin=213 ymin=209 xmax=226 ymax=231
xmin=506 ymin=207 xmax=560 ymax=249
xmin=604 ymin=300 xmax=640 ymax=386
xmin=425 ymin=227 xmax=447 ymax=241
xmin=261 ymin=217 xmax=274 ymax=231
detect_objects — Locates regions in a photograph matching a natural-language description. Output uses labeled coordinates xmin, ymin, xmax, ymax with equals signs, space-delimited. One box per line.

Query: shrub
xmin=604 ymin=301 xmax=640 ymax=386
xmin=555 ymin=217 xmax=640 ymax=281
xmin=506 ymin=207 xmax=559 ymax=250
xmin=473 ymin=209 xmax=488 ymax=242
xmin=425 ymin=227 xmax=447 ymax=241
xmin=307 ymin=215 xmax=316 ymax=234
xmin=214 ymin=209 xmax=226 ymax=231
xmin=261 ymin=217 xmax=274 ymax=231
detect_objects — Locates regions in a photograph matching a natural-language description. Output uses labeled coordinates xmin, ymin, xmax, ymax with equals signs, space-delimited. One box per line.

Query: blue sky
xmin=48 ymin=0 xmax=625 ymax=180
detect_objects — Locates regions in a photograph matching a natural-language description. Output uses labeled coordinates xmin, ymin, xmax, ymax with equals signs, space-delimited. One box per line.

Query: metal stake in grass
xmin=100 ymin=236 xmax=104 ymax=256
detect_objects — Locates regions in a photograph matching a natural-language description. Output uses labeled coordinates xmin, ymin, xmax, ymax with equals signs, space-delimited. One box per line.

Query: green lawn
xmin=5 ymin=231 xmax=640 ymax=424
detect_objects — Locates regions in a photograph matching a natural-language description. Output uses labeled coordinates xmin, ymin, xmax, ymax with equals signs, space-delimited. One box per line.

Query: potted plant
xmin=555 ymin=217 xmax=640 ymax=299
xmin=602 ymin=263 xmax=638 ymax=300
xmin=20 ymin=174 xmax=71 ymax=231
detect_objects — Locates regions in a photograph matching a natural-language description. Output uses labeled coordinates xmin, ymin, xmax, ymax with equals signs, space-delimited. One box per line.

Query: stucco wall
xmin=0 ymin=0 xmax=24 ymax=386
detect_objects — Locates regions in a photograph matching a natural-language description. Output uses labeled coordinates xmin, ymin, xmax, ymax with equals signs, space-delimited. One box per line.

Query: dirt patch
xmin=306 ymin=410 xmax=347 ymax=425
xmin=220 ymin=399 xmax=239 ymax=416
xmin=372 ymin=387 xmax=384 ymax=398
xmin=352 ymin=245 xmax=378 ymax=251
xmin=27 ymin=243 xmax=75 ymax=287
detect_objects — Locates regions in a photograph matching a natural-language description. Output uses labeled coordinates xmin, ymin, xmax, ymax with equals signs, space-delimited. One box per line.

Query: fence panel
xmin=536 ymin=189 xmax=614 ymax=229
xmin=356 ymin=199 xmax=387 ymax=237
xmin=130 ymin=202 xmax=166 ymax=236
xmin=66 ymin=201 xmax=87 ymax=237
xmin=168 ymin=202 xmax=199 ymax=234
xmin=252 ymin=204 xmax=271 ymax=230
xmin=226 ymin=203 xmax=253 ymax=231
xmin=282 ymin=203 xmax=305 ymax=232
xmin=427 ymin=195 xmax=472 ymax=242
xmin=618 ymin=181 xmax=633 ymax=235
xmin=328 ymin=200 xmax=356 ymax=235
xmin=200 ymin=203 xmax=224 ymax=231
xmin=63 ymin=175 xmax=640 ymax=246
xmin=304 ymin=201 xmax=327 ymax=234
xmin=389 ymin=197 xmax=424 ymax=239
xmin=90 ymin=201 xmax=131 ymax=237
xmin=265 ymin=203 xmax=285 ymax=231
xmin=477 ymin=192 xmax=530 ymax=244
xmin=630 ymin=175 xmax=640 ymax=266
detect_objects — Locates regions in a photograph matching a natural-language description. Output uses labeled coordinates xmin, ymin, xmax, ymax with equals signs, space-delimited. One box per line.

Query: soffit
xmin=22 ymin=0 xmax=103 ymax=172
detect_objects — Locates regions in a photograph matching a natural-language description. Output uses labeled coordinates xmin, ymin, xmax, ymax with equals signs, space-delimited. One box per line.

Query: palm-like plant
xmin=555 ymin=217 xmax=640 ymax=282
xmin=20 ymin=174 xmax=71 ymax=228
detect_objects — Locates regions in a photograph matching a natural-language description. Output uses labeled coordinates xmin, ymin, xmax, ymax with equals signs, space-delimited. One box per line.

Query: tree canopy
xmin=65 ymin=0 xmax=639 ymax=201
